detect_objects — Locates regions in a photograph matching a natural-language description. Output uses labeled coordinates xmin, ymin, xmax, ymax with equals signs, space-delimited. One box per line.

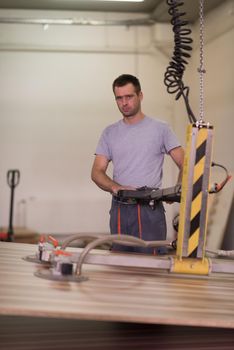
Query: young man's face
xmin=114 ymin=83 xmax=143 ymax=118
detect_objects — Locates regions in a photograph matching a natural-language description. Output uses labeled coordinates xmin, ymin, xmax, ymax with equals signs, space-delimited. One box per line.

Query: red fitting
xmin=0 ymin=232 xmax=8 ymax=240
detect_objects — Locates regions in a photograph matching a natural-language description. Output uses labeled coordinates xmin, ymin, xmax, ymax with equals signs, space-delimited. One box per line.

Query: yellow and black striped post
xmin=172 ymin=122 xmax=214 ymax=275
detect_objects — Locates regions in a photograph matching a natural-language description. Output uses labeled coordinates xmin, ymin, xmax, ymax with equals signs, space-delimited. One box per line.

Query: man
xmin=91 ymin=74 xmax=184 ymax=254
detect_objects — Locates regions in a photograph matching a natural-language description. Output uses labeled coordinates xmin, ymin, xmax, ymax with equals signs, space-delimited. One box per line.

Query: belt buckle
xmin=126 ymin=198 xmax=136 ymax=204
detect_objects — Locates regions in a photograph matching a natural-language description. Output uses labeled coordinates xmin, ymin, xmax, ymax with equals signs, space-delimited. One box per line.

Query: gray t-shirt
xmin=95 ymin=116 xmax=180 ymax=188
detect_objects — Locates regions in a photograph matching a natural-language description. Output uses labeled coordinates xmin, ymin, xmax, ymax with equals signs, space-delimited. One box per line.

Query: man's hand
xmin=111 ymin=185 xmax=136 ymax=195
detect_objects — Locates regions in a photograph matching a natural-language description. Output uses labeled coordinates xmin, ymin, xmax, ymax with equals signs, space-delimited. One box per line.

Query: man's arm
xmin=169 ymin=146 xmax=185 ymax=184
xmin=91 ymin=154 xmax=123 ymax=194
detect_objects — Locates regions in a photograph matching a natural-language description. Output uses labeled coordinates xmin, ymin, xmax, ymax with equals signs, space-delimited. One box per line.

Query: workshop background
xmin=0 ymin=0 xmax=233 ymax=247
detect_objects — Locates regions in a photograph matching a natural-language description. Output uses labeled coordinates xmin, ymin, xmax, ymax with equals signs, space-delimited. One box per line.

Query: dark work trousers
xmin=109 ymin=198 xmax=167 ymax=254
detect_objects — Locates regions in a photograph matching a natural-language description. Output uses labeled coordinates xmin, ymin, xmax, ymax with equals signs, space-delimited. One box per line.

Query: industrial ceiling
xmin=0 ymin=0 xmax=225 ymax=24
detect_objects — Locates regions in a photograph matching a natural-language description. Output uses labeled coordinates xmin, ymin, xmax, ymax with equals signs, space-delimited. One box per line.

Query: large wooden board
xmin=1 ymin=242 xmax=234 ymax=329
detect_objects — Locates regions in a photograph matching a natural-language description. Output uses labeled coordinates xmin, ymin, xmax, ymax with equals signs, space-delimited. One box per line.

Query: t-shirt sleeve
xmin=95 ymin=128 xmax=112 ymax=160
xmin=162 ymin=124 xmax=181 ymax=154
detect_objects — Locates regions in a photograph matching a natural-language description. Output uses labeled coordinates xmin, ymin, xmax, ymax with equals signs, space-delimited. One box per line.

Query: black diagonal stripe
xmin=190 ymin=211 xmax=200 ymax=236
xmin=192 ymin=175 xmax=203 ymax=200
xmin=195 ymin=140 xmax=207 ymax=164
xmin=189 ymin=247 xmax=198 ymax=258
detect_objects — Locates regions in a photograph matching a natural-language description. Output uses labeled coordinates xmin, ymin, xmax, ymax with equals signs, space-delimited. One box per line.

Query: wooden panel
xmin=1 ymin=315 xmax=234 ymax=350
xmin=1 ymin=242 xmax=234 ymax=330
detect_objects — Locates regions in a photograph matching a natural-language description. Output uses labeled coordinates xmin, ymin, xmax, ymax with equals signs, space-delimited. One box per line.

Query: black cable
xmin=209 ymin=162 xmax=232 ymax=193
xmin=211 ymin=161 xmax=228 ymax=173
xmin=164 ymin=0 xmax=196 ymax=123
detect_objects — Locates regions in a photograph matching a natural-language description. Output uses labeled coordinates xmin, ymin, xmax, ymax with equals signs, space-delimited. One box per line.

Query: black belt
xmin=113 ymin=195 xmax=157 ymax=207
xmin=113 ymin=195 xmax=137 ymax=204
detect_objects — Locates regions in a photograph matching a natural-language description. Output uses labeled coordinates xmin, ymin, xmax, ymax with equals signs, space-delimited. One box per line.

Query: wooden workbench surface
xmin=1 ymin=241 xmax=234 ymax=329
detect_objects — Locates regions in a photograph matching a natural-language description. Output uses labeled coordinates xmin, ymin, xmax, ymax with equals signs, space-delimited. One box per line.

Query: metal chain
xmin=197 ymin=0 xmax=206 ymax=123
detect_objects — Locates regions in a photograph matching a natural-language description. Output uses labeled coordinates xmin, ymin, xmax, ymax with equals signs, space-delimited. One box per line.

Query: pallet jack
xmin=24 ymin=0 xmax=232 ymax=281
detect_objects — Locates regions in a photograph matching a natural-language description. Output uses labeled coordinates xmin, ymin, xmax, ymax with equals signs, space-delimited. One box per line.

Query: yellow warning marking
xmin=193 ymin=156 xmax=205 ymax=183
xmin=188 ymin=228 xmax=200 ymax=256
xmin=191 ymin=192 xmax=202 ymax=220
xmin=196 ymin=128 xmax=208 ymax=148
xmin=176 ymin=124 xmax=214 ymax=261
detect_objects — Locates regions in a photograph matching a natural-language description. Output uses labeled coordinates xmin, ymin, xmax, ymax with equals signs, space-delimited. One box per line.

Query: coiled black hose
xmin=164 ymin=0 xmax=196 ymax=123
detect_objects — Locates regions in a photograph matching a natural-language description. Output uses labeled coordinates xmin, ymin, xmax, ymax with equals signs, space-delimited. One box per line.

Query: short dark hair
xmin=112 ymin=74 xmax=141 ymax=94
